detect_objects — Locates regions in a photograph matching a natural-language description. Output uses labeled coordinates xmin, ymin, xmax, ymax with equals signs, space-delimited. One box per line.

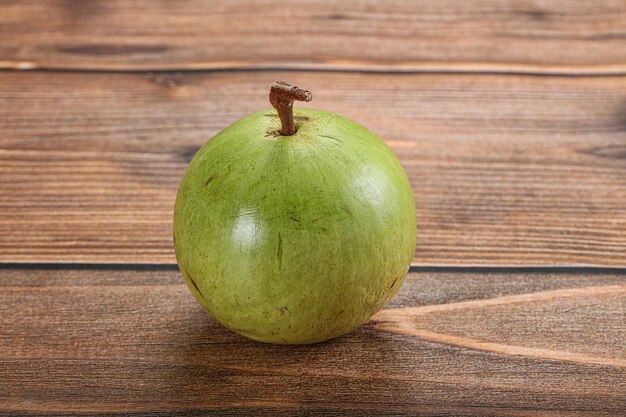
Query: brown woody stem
xmin=269 ymin=81 xmax=312 ymax=135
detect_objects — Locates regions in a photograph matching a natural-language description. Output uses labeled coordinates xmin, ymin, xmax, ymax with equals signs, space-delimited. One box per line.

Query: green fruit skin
xmin=174 ymin=108 xmax=416 ymax=344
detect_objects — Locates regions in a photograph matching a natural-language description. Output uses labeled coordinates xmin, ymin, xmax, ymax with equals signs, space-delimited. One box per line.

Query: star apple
xmin=174 ymin=82 xmax=416 ymax=344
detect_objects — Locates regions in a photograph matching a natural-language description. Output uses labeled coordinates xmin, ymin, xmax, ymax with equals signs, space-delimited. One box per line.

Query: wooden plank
xmin=1 ymin=0 xmax=625 ymax=73
xmin=1 ymin=71 xmax=625 ymax=266
xmin=0 ymin=267 xmax=624 ymax=416
xmin=0 ymin=72 xmax=626 ymax=266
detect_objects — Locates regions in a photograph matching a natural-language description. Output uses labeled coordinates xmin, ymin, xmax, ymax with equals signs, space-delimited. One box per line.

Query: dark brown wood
xmin=0 ymin=0 xmax=625 ymax=73
xmin=2 ymin=3 xmax=624 ymax=416
xmin=1 ymin=71 xmax=625 ymax=265
xmin=0 ymin=267 xmax=624 ymax=416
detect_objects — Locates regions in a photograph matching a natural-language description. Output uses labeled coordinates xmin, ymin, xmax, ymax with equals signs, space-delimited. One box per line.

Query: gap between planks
xmin=1 ymin=64 xmax=626 ymax=77
xmin=1 ymin=263 xmax=625 ymax=274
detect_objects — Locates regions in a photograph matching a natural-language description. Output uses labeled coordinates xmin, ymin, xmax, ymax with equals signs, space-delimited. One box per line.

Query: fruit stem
xmin=269 ymin=81 xmax=312 ymax=136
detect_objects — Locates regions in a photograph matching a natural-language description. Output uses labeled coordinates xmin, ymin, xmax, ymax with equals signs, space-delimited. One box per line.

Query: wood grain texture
xmin=0 ymin=266 xmax=624 ymax=416
xmin=1 ymin=71 xmax=625 ymax=265
xmin=1 ymin=0 xmax=626 ymax=73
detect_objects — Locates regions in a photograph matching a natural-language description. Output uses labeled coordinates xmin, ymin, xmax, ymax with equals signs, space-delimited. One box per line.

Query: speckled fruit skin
xmin=174 ymin=108 xmax=416 ymax=344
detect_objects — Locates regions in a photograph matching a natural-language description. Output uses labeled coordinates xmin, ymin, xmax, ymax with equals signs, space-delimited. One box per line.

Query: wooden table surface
xmin=1 ymin=1 xmax=625 ymax=416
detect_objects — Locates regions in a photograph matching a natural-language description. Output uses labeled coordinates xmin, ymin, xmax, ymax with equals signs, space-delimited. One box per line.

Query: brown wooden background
xmin=1 ymin=1 xmax=625 ymax=416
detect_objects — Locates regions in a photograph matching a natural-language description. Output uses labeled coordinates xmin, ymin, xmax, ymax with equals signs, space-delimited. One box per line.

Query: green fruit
xmin=174 ymin=83 xmax=416 ymax=344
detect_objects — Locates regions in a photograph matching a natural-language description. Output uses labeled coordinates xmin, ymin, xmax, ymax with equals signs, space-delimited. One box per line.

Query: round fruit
xmin=174 ymin=82 xmax=416 ymax=344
